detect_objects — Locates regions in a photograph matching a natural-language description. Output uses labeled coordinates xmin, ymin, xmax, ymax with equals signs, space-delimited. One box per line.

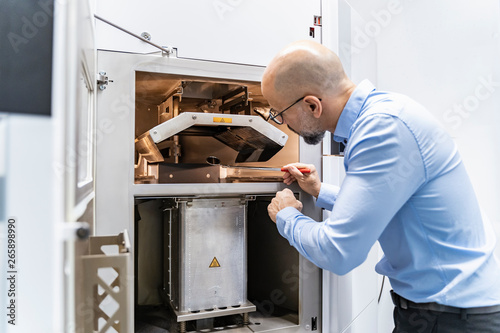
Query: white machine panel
xmin=96 ymin=0 xmax=321 ymax=66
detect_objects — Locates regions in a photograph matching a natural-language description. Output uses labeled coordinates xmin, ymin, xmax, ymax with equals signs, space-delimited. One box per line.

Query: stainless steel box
xmin=167 ymin=197 xmax=249 ymax=313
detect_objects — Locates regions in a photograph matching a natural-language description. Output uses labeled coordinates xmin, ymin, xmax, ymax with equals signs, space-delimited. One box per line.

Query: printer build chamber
xmin=133 ymin=71 xmax=305 ymax=332
xmin=134 ymin=72 xmax=299 ymax=185
xmin=135 ymin=195 xmax=301 ymax=333
xmin=165 ymin=197 xmax=252 ymax=313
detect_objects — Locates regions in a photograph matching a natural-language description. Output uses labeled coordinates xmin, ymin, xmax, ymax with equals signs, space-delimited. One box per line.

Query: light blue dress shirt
xmin=276 ymin=80 xmax=500 ymax=307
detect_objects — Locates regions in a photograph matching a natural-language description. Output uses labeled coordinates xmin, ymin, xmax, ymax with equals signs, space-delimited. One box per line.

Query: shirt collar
xmin=333 ymin=79 xmax=376 ymax=143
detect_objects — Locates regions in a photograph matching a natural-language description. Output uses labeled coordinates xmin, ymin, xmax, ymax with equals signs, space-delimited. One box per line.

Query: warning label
xmin=209 ymin=257 xmax=221 ymax=268
xmin=213 ymin=117 xmax=232 ymax=124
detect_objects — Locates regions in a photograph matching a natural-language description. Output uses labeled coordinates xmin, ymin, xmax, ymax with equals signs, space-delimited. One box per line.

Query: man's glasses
xmin=253 ymin=96 xmax=306 ymax=125
xmin=254 ymin=96 xmax=322 ymax=125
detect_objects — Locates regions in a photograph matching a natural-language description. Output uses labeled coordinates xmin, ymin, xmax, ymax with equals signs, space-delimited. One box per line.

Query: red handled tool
xmin=280 ymin=167 xmax=311 ymax=173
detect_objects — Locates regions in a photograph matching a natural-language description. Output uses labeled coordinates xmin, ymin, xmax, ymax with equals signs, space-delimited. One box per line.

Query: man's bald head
xmin=262 ymin=40 xmax=348 ymax=102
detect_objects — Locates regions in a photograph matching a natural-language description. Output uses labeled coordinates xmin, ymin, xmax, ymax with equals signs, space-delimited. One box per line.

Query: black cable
xmin=378 ymin=275 xmax=386 ymax=303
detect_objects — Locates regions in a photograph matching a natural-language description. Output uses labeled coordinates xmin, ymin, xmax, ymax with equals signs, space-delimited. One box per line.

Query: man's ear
xmin=304 ymin=96 xmax=322 ymax=118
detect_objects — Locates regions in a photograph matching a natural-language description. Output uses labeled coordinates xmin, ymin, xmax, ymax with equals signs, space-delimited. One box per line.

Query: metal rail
xmin=94 ymin=14 xmax=173 ymax=54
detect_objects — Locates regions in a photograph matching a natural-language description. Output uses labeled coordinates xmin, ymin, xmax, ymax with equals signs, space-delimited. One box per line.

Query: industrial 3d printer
xmin=95 ymin=52 xmax=323 ymax=333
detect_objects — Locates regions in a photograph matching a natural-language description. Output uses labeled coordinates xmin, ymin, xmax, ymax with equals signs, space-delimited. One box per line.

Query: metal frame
xmin=149 ymin=112 xmax=288 ymax=148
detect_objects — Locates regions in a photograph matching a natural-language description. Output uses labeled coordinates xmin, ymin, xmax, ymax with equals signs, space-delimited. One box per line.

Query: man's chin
xmin=303 ymin=132 xmax=325 ymax=145
xmin=287 ymin=125 xmax=325 ymax=145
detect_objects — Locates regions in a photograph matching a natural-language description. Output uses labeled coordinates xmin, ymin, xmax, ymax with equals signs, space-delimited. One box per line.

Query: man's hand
xmin=281 ymin=163 xmax=321 ymax=198
xmin=267 ymin=188 xmax=303 ymax=223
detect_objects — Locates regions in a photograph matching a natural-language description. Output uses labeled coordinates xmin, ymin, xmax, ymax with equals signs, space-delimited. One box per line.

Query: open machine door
xmin=1 ymin=0 xmax=101 ymax=332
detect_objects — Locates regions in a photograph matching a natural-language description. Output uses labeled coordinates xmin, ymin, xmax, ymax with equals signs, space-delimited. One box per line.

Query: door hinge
xmin=97 ymin=71 xmax=111 ymax=91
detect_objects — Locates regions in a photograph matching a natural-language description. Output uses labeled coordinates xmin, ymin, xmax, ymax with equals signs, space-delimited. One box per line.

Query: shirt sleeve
xmin=276 ymin=114 xmax=426 ymax=275
xmin=315 ymin=183 xmax=340 ymax=211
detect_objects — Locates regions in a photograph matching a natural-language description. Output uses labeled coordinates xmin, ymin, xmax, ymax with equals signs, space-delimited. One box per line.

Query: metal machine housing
xmin=96 ymin=51 xmax=323 ymax=332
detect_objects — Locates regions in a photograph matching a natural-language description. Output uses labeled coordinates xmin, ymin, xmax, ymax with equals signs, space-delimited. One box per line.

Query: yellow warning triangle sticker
xmin=209 ymin=257 xmax=221 ymax=268
xmin=213 ymin=117 xmax=232 ymax=123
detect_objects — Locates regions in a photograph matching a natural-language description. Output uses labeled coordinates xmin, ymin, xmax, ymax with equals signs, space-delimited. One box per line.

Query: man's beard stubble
xmin=302 ymin=131 xmax=325 ymax=145
xmin=287 ymin=124 xmax=325 ymax=145
xmin=287 ymin=105 xmax=326 ymax=145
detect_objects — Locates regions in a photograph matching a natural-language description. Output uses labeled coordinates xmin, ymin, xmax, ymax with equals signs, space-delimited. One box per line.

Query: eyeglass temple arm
xmin=252 ymin=108 xmax=270 ymax=121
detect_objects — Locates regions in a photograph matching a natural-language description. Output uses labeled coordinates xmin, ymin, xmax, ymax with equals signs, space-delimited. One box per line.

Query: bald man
xmin=263 ymin=40 xmax=500 ymax=333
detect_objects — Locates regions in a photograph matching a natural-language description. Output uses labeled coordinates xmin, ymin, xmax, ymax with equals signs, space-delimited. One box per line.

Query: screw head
xmin=76 ymin=227 xmax=89 ymax=240
xmin=141 ymin=32 xmax=151 ymax=41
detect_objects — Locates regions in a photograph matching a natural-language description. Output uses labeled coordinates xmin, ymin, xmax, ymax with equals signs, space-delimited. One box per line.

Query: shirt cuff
xmin=316 ymin=183 xmax=340 ymax=211
xmin=276 ymin=206 xmax=303 ymax=241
